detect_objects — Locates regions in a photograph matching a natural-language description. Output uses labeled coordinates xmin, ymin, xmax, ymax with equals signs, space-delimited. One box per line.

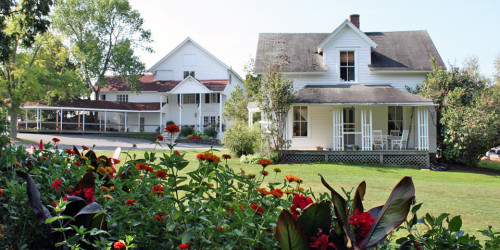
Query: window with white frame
xmin=293 ymin=106 xmax=308 ymax=137
xmin=388 ymin=106 xmax=403 ymax=135
xmin=182 ymin=94 xmax=197 ymax=104
xmin=116 ymin=95 xmax=128 ymax=102
xmin=203 ymin=116 xmax=219 ymax=128
xmin=183 ymin=71 xmax=195 ymax=79
xmin=205 ymin=93 xmax=220 ymax=103
xmin=340 ymin=51 xmax=355 ymax=82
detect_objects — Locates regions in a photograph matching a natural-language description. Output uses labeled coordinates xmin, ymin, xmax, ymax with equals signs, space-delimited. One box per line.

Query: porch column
xmin=138 ymin=112 xmax=141 ymax=132
xmin=417 ymin=107 xmax=429 ymax=150
xmin=36 ymin=108 xmax=39 ymax=130
xmin=332 ymin=106 xmax=343 ymax=151
xmin=83 ymin=111 xmax=85 ymax=131
xmin=179 ymin=94 xmax=182 ymax=128
xmin=78 ymin=111 xmax=80 ymax=129
xmin=60 ymin=109 xmax=63 ymax=131
xmin=25 ymin=110 xmax=28 ymax=129
xmin=104 ymin=111 xmax=107 ymax=132
xmin=39 ymin=109 xmax=42 ymax=130
xmin=219 ymin=93 xmax=223 ymax=133
xmin=360 ymin=107 xmax=373 ymax=151
xmin=125 ymin=112 xmax=128 ymax=132
xmin=199 ymin=93 xmax=202 ymax=132
xmin=159 ymin=95 xmax=163 ymax=131
xmin=56 ymin=110 xmax=58 ymax=130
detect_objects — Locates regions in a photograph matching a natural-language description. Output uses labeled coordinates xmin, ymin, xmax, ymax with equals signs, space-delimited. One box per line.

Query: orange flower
xmin=222 ymin=154 xmax=231 ymax=160
xmin=196 ymin=153 xmax=206 ymax=160
xmin=165 ymin=124 xmax=180 ymax=134
xmin=151 ymin=185 xmax=164 ymax=197
xmin=204 ymin=153 xmax=220 ymax=163
xmin=136 ymin=164 xmax=150 ymax=171
xmin=103 ymin=195 xmax=114 ymax=200
xmin=101 ymin=186 xmax=109 ymax=192
xmin=296 ymin=178 xmax=303 ymax=184
xmin=154 ymin=212 xmax=166 ymax=222
xmin=156 ymin=170 xmax=167 ymax=179
xmin=285 ymin=174 xmax=298 ymax=182
xmin=240 ymin=168 xmax=245 ymax=175
xmin=257 ymin=158 xmax=273 ymax=168
xmin=113 ymin=240 xmax=126 ymax=249
xmin=208 ymin=182 xmax=214 ymax=187
xmin=111 ymin=158 xmax=120 ymax=164
xmin=179 ymin=243 xmax=190 ymax=249
xmin=257 ymin=187 xmax=271 ymax=195
xmin=14 ymin=162 xmax=22 ymax=168
xmin=284 ymin=190 xmax=294 ymax=194
xmin=245 ymin=173 xmax=256 ymax=179
xmin=273 ymin=168 xmax=281 ymax=173
xmin=271 ymin=188 xmax=283 ymax=198
xmin=260 ymin=170 xmax=269 ymax=176
xmin=250 ymin=204 xmax=264 ymax=215
xmin=125 ymin=199 xmax=135 ymax=206
xmin=82 ymin=145 xmax=89 ymax=150
xmin=156 ymin=134 xmax=164 ymax=141
xmin=52 ymin=138 xmax=60 ymax=143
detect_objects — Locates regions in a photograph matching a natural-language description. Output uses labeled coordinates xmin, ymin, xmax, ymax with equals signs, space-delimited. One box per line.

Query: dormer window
xmin=184 ymin=71 xmax=195 ymax=79
xmin=340 ymin=51 xmax=355 ymax=82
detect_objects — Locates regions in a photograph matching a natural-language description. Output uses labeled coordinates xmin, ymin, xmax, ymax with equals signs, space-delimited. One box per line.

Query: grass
xmin=479 ymin=158 xmax=500 ymax=171
xmin=98 ymin=148 xmax=500 ymax=239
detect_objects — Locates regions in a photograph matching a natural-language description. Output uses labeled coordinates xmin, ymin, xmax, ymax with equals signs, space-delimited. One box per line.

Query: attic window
xmin=340 ymin=51 xmax=355 ymax=81
xmin=116 ymin=95 xmax=128 ymax=102
xmin=184 ymin=71 xmax=195 ymax=79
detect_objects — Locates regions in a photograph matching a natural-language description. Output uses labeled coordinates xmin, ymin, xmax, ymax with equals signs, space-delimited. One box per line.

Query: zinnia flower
xmin=257 ymin=187 xmax=271 ymax=196
xmin=222 ymin=154 xmax=231 ymax=160
xmin=14 ymin=162 xmax=22 ymax=168
xmin=156 ymin=134 xmax=164 ymax=141
xmin=136 ymin=164 xmax=149 ymax=171
xmin=309 ymin=234 xmax=336 ymax=250
xmin=156 ymin=170 xmax=167 ymax=179
xmin=101 ymin=186 xmax=109 ymax=192
xmin=260 ymin=170 xmax=269 ymax=176
xmin=80 ymin=156 xmax=88 ymax=161
xmin=257 ymin=158 xmax=273 ymax=168
xmin=196 ymin=153 xmax=206 ymax=160
xmin=103 ymin=195 xmax=114 ymax=200
xmin=179 ymin=243 xmax=190 ymax=249
xmin=52 ymin=138 xmax=60 ymax=143
xmin=174 ymin=150 xmax=181 ymax=157
xmin=51 ymin=179 xmax=62 ymax=190
xmin=151 ymin=185 xmax=165 ymax=197
xmin=75 ymin=162 xmax=82 ymax=166
xmin=273 ymin=168 xmax=281 ymax=173
xmin=250 ymin=204 xmax=264 ymax=215
xmin=348 ymin=209 xmax=375 ymax=241
xmin=113 ymin=240 xmax=126 ymax=249
xmin=165 ymin=124 xmax=180 ymax=134
xmin=125 ymin=199 xmax=135 ymax=206
xmin=271 ymin=188 xmax=283 ymax=198
xmin=82 ymin=145 xmax=89 ymax=150
xmin=97 ymin=167 xmax=108 ymax=175
xmin=245 ymin=173 xmax=256 ymax=179
xmin=154 ymin=212 xmax=166 ymax=222
xmin=204 ymin=153 xmax=220 ymax=163
xmin=285 ymin=174 xmax=298 ymax=182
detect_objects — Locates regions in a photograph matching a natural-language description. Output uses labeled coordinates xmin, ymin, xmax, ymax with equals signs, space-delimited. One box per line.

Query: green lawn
xmin=99 ymin=148 xmax=500 ymax=239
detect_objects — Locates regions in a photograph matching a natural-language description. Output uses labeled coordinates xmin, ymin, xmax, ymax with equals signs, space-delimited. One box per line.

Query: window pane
xmin=348 ymin=68 xmax=355 ymax=81
xmin=340 ymin=67 xmax=347 ymax=81
xmin=293 ymin=106 xmax=307 ymax=137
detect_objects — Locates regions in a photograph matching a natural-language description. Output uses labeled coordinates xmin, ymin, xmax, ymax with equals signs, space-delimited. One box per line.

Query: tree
xmin=52 ymin=0 xmax=152 ymax=100
xmin=0 ymin=29 xmax=87 ymax=137
xmin=420 ymin=57 xmax=499 ymax=166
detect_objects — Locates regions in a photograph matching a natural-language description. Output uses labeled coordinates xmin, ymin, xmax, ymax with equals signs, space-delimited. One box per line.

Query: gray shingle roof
xmin=295 ymin=85 xmax=434 ymax=105
xmin=254 ymin=30 xmax=445 ymax=73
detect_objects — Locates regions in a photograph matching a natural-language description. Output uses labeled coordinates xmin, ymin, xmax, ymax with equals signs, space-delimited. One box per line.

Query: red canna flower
xmin=52 ymin=138 xmax=60 ymax=143
xmin=156 ymin=170 xmax=167 ymax=179
xmin=179 ymin=243 xmax=190 ymax=249
xmin=309 ymin=234 xmax=336 ymax=250
xmin=83 ymin=187 xmax=95 ymax=203
xmin=165 ymin=124 xmax=180 ymax=134
xmin=156 ymin=134 xmax=164 ymax=141
xmin=113 ymin=240 xmax=126 ymax=249
xmin=51 ymin=179 xmax=62 ymax=191
xmin=196 ymin=153 xmax=206 ymax=160
xmin=250 ymin=204 xmax=264 ymax=215
xmin=39 ymin=140 xmax=43 ymax=150
xmin=257 ymin=158 xmax=273 ymax=168
xmin=222 ymin=154 xmax=231 ymax=160
xmin=125 ymin=199 xmax=135 ymax=206
xmin=271 ymin=188 xmax=283 ymax=198
xmin=348 ymin=209 xmax=375 ymax=241
xmin=291 ymin=194 xmax=314 ymax=219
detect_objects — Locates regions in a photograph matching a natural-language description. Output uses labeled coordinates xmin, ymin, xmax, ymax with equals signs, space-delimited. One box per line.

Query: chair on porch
xmin=390 ymin=130 xmax=400 ymax=136
xmin=391 ymin=129 xmax=409 ymax=150
xmin=372 ymin=130 xmax=385 ymax=150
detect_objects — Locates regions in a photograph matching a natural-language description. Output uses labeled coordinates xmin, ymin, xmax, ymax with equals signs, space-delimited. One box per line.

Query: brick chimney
xmin=350 ymin=14 xmax=360 ymax=29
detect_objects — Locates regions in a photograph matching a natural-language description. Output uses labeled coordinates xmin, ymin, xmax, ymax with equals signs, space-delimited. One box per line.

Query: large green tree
xmin=52 ymin=0 xmax=152 ymax=100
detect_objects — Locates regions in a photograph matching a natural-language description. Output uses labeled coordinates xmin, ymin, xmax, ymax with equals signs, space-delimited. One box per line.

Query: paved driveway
xmin=16 ymin=133 xmax=222 ymax=151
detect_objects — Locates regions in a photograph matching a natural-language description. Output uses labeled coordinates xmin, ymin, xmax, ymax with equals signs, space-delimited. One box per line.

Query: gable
xmin=317 ymin=20 xmax=377 ymax=53
xmin=169 ymin=76 xmax=211 ymax=94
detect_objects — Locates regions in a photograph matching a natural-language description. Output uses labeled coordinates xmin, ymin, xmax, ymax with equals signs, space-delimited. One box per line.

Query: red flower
xmin=75 ymin=162 xmax=82 ymax=166
xmin=271 ymin=188 xmax=283 ymax=198
xmin=113 ymin=240 xmax=126 ymax=249
xmin=204 ymin=153 xmax=220 ymax=163
xmin=0 ymin=188 xmax=3 ymax=196
xmin=154 ymin=212 xmax=166 ymax=222
xmin=222 ymin=154 xmax=231 ymax=160
xmin=257 ymin=187 xmax=271 ymax=196
xmin=250 ymin=204 xmax=264 ymax=215
xmin=39 ymin=140 xmax=44 ymax=150
xmin=260 ymin=170 xmax=269 ymax=176
xmin=126 ymin=199 xmax=135 ymax=206
xmin=291 ymin=194 xmax=314 ymax=218
xmin=65 ymin=148 xmax=74 ymax=154
xmin=156 ymin=170 xmax=167 ymax=179
xmin=82 ymin=145 xmax=89 ymax=150
xmin=83 ymin=187 xmax=95 ymax=202
xmin=52 ymin=138 xmax=60 ymax=143
xmin=309 ymin=234 xmax=336 ymax=250
xmin=348 ymin=209 xmax=375 ymax=241
xmin=136 ymin=164 xmax=152 ymax=172
xmin=257 ymin=158 xmax=273 ymax=168
xmin=196 ymin=153 xmax=206 ymax=161
xmin=151 ymin=185 xmax=164 ymax=197
xmin=174 ymin=150 xmax=181 ymax=157
xmin=179 ymin=243 xmax=190 ymax=249
xmin=165 ymin=124 xmax=180 ymax=134
xmin=156 ymin=134 xmax=164 ymax=141
xmin=51 ymin=179 xmax=62 ymax=191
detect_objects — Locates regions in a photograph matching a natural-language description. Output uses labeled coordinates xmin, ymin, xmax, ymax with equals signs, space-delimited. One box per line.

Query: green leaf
xmin=349 ymin=181 xmax=366 ymax=244
xmin=361 ymin=176 xmax=415 ymax=249
xmin=448 ymin=216 xmax=462 ymax=232
xmin=182 ymin=229 xmax=196 ymax=244
xmin=297 ymin=200 xmax=332 ymax=238
xmin=275 ymin=210 xmax=310 ymax=250
xmin=319 ymin=174 xmax=350 ymax=243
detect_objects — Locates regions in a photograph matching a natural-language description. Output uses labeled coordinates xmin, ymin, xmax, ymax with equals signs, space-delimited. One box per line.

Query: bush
xmin=188 ymin=136 xmax=202 ymax=140
xmin=223 ymin=120 xmax=260 ymax=157
xmin=203 ymin=126 xmax=217 ymax=138
xmin=240 ymin=153 xmax=264 ymax=164
xmin=166 ymin=121 xmax=175 ymax=125
xmin=179 ymin=126 xmax=194 ymax=137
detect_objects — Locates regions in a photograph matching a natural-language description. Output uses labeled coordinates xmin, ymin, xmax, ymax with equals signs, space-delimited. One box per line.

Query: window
xmin=205 ymin=93 xmax=220 ymax=103
xmin=388 ymin=106 xmax=403 ymax=135
xmin=183 ymin=71 xmax=195 ymax=79
xmin=343 ymin=107 xmax=355 ymax=145
xmin=340 ymin=51 xmax=355 ymax=81
xmin=100 ymin=94 xmax=106 ymax=101
xmin=116 ymin=95 xmax=128 ymax=102
xmin=204 ymin=116 xmax=220 ymax=128
xmin=182 ymin=94 xmax=197 ymax=104
xmin=293 ymin=106 xmax=308 ymax=137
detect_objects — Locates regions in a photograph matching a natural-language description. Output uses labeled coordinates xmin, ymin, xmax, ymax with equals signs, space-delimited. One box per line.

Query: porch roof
xmin=23 ymin=100 xmax=164 ymax=112
xmin=294 ymin=85 xmax=435 ymax=106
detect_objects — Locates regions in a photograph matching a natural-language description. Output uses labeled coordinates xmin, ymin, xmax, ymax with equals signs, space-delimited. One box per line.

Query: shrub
xmin=223 ymin=120 xmax=260 ymax=157
xmin=188 ymin=136 xmax=202 ymax=140
xmin=179 ymin=125 xmax=194 ymax=137
xmin=203 ymin=126 xmax=217 ymax=138
xmin=166 ymin=121 xmax=175 ymax=125
xmin=240 ymin=153 xmax=264 ymax=164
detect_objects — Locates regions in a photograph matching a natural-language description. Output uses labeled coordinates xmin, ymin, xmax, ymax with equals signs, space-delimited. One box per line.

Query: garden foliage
xmin=223 ymin=120 xmax=261 ymax=157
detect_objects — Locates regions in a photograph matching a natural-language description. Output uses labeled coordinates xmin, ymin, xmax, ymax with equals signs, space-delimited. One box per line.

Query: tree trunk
xmin=10 ymin=112 xmax=19 ymax=138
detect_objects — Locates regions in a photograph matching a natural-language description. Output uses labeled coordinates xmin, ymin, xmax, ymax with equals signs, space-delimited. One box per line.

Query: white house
xmin=253 ymin=15 xmax=446 ymax=166
xmin=20 ymin=38 xmax=243 ymax=137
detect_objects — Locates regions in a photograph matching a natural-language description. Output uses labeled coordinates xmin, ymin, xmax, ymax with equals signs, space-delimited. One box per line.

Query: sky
xmin=128 ymin=0 xmax=500 ymax=79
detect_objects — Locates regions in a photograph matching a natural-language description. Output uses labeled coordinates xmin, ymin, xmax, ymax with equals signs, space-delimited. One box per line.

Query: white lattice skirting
xmin=284 ymin=151 xmax=430 ymax=168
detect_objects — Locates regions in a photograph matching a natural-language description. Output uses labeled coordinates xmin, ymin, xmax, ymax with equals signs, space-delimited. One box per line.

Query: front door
xmin=343 ymin=107 xmax=355 ymax=146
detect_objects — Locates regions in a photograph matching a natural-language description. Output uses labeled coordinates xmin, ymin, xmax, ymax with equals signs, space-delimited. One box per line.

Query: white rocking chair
xmin=391 ymin=129 xmax=409 ymax=150
xmin=372 ymin=130 xmax=385 ymax=150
